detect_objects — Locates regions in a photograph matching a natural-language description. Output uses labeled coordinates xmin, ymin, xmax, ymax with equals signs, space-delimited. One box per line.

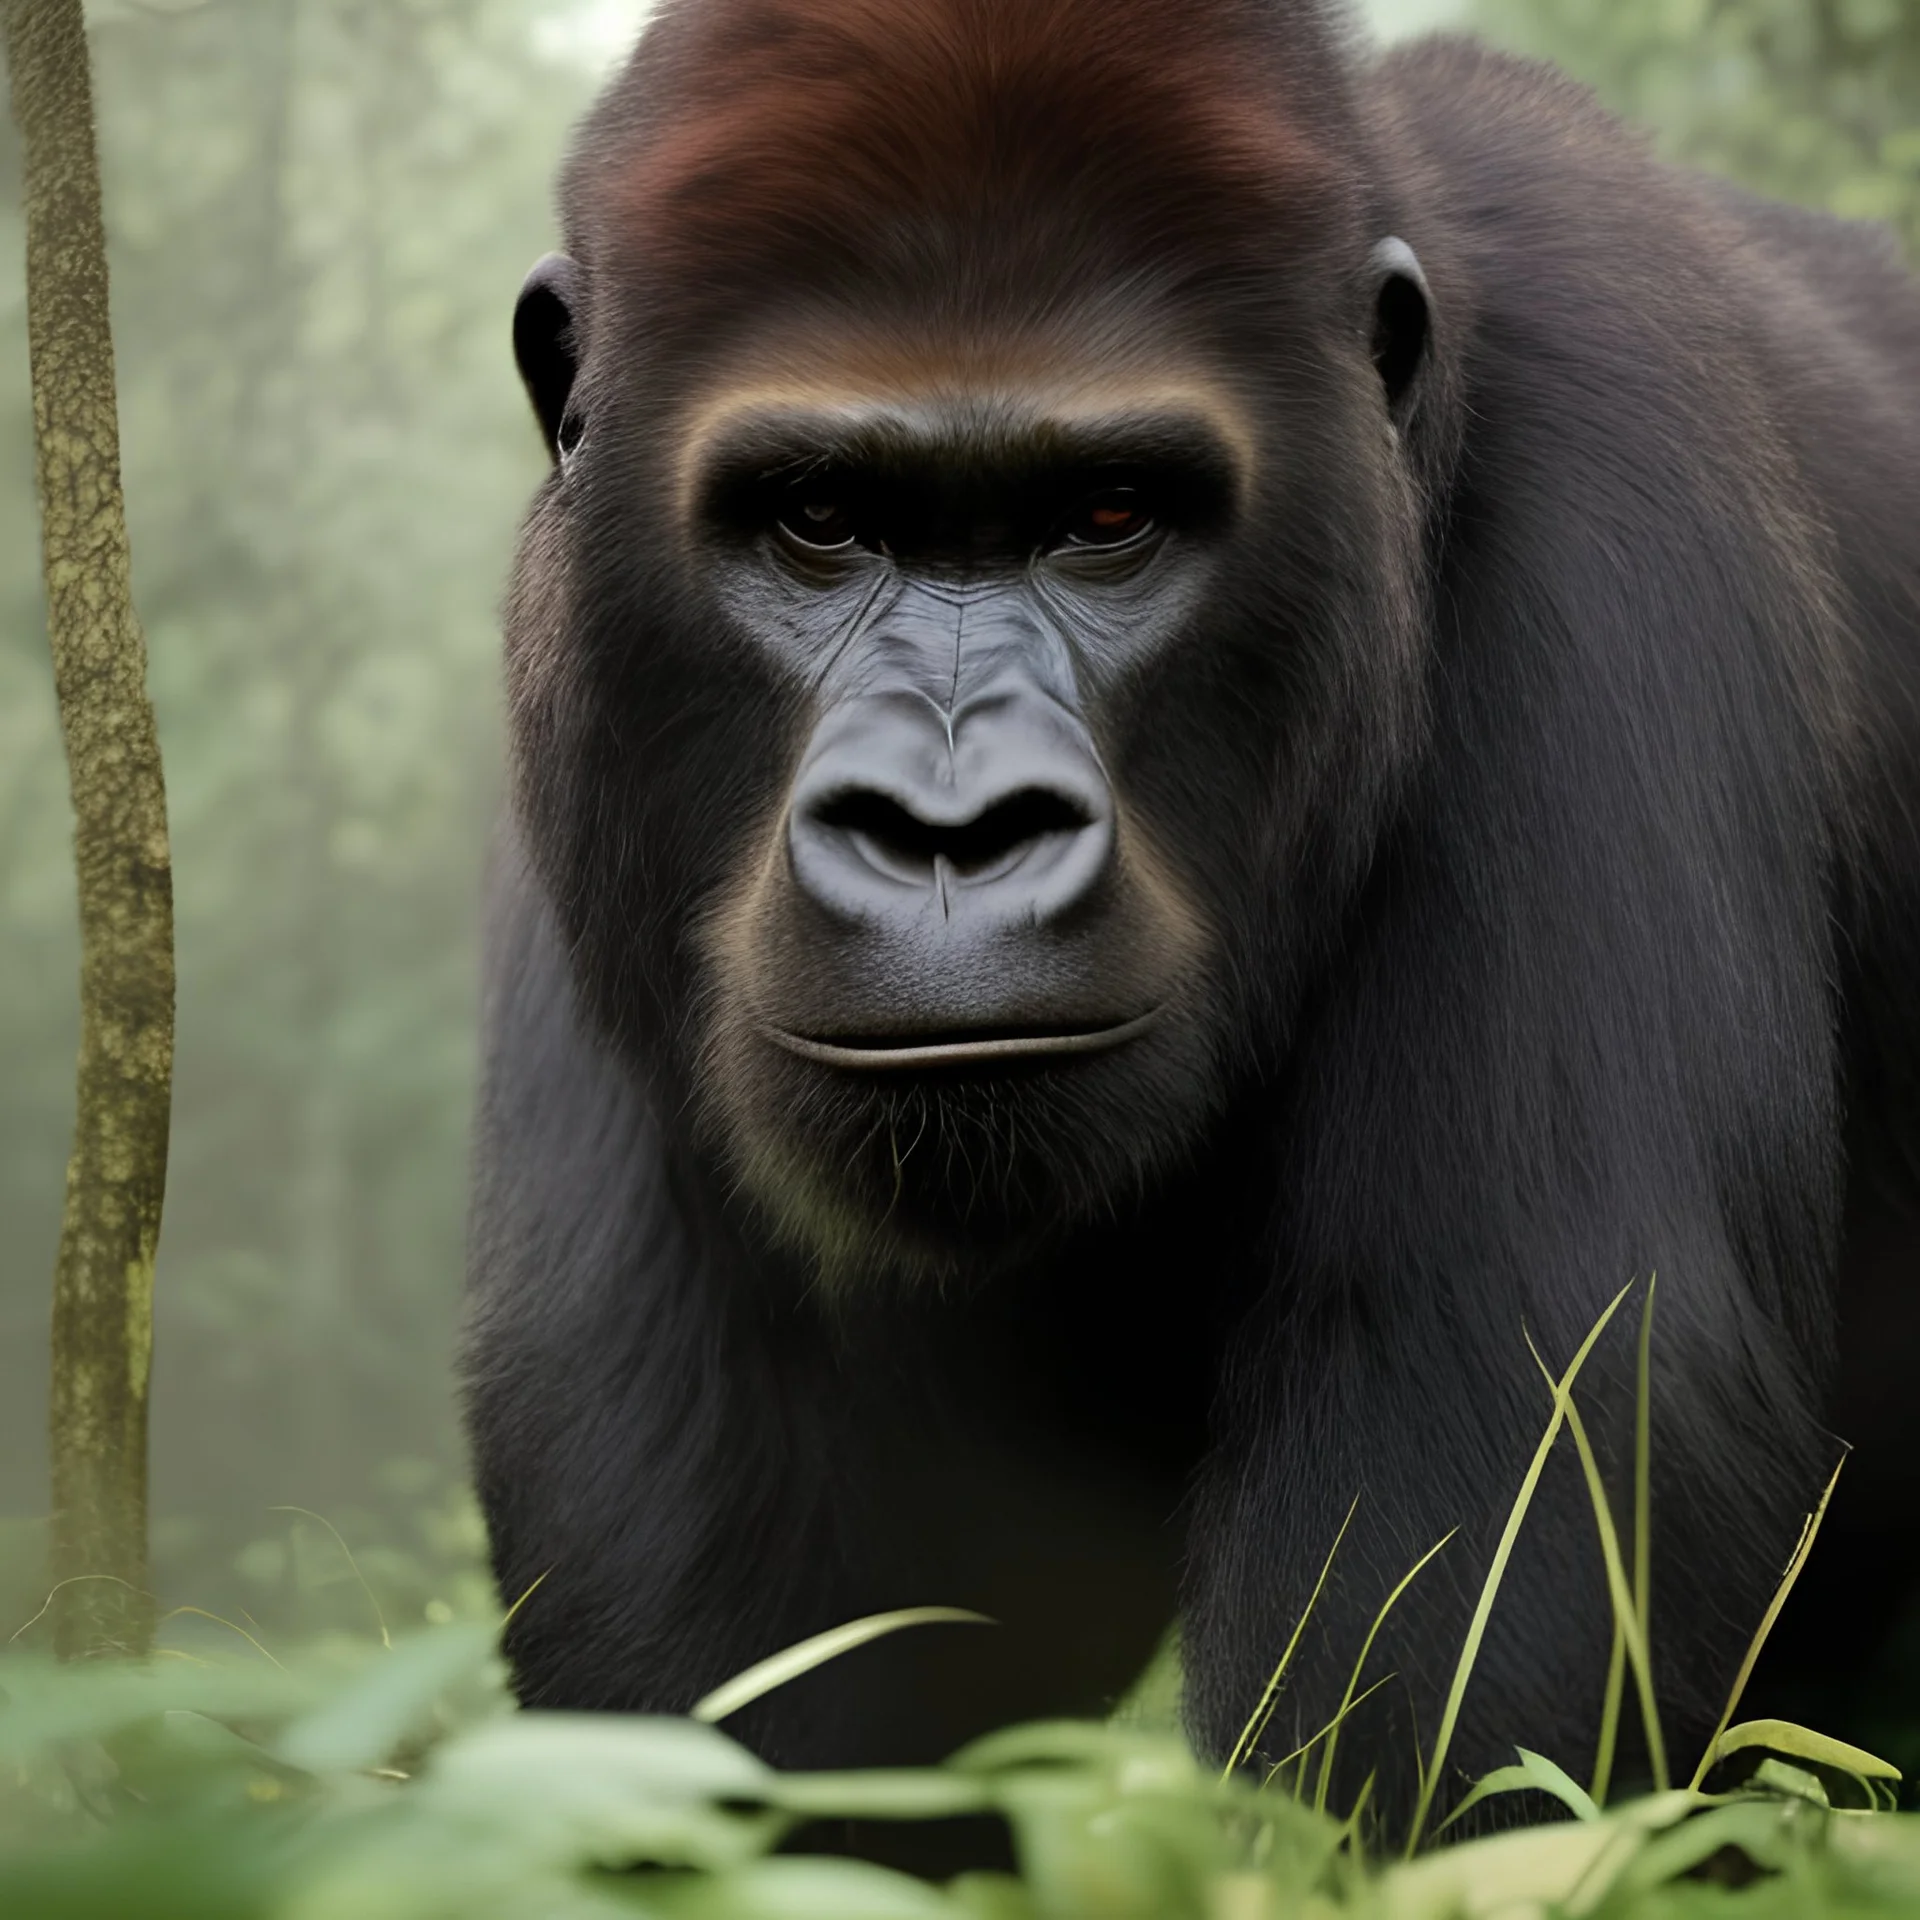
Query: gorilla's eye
xmin=1059 ymin=489 xmax=1155 ymax=550
xmin=777 ymin=496 xmax=860 ymax=552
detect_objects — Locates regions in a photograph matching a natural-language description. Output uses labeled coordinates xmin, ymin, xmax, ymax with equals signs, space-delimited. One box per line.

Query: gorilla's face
xmin=510 ymin=281 xmax=1430 ymax=1278
xmin=683 ymin=346 xmax=1244 ymax=1272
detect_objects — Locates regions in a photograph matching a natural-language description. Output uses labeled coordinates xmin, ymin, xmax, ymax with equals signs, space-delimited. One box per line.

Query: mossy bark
xmin=6 ymin=0 xmax=174 ymax=1660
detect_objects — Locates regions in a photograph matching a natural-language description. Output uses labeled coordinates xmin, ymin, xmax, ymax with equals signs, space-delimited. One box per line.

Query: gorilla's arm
xmin=1179 ymin=750 xmax=1842 ymax=1813
xmin=463 ymin=836 xmax=853 ymax=1740
xmin=1179 ymin=126 xmax=1850 ymax=1799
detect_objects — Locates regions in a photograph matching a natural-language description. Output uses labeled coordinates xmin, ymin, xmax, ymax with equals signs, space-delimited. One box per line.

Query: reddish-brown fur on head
xmin=564 ymin=0 xmax=1365 ymax=337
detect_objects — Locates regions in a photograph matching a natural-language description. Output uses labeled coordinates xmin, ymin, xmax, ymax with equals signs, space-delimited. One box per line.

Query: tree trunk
xmin=5 ymin=0 xmax=174 ymax=1661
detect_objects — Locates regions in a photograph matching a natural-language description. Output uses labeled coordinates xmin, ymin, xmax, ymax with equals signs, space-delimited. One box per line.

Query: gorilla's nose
xmin=788 ymin=687 xmax=1115 ymax=928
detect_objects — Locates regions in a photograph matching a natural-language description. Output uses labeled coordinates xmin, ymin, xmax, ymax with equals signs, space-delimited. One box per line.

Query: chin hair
xmin=703 ymin=1012 xmax=1221 ymax=1292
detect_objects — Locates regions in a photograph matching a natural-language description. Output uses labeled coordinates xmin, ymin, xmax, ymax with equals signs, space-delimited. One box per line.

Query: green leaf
xmin=425 ymin=1710 xmax=773 ymax=1810
xmin=691 ymin=1610 xmax=993 ymax=1725
xmin=292 ymin=1713 xmax=789 ymax=1896
xmin=1605 ymin=1798 xmax=1806 ymax=1899
xmin=1440 ymin=1748 xmax=1602 ymax=1832
xmin=990 ymin=1770 xmax=1237 ymax=1920
xmin=0 ymin=1652 xmax=318 ymax=1763
xmin=950 ymin=1721 xmax=1201 ymax=1785
xmin=1505 ymin=1751 xmax=1597 ymax=1820
xmin=107 ymin=1709 xmax=315 ymax=1813
xmin=767 ymin=1769 xmax=995 ymax=1821
xmin=274 ymin=1622 xmax=495 ymax=1774
xmin=1382 ymin=1813 xmax=1641 ymax=1918
xmin=944 ymin=1873 xmax=1035 ymax=1919
xmin=0 ymin=1818 xmax=287 ymax=1920
xmin=1706 ymin=1718 xmax=1902 ymax=1784
xmin=1747 ymin=1757 xmax=1831 ymax=1807
xmin=649 ymin=1856 xmax=960 ymax=1918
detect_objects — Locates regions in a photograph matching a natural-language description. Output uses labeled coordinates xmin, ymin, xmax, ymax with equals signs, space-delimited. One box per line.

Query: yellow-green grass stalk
xmin=692 ymin=1607 xmax=993 ymax=1725
xmin=1633 ymin=1279 xmax=1656 ymax=1665
xmin=270 ymin=1506 xmax=393 ymax=1651
xmin=1589 ymin=1617 xmax=1628 ymax=1807
xmin=1402 ymin=1278 xmax=1635 ymax=1856
xmin=1313 ymin=1530 xmax=1456 ymax=1815
xmin=1263 ymin=1672 xmax=1398 ymax=1791
xmin=1335 ymin=1772 xmax=1377 ymax=1856
xmin=1224 ymin=1492 xmax=1361 ymax=1779
xmin=501 ymin=1569 xmax=550 ymax=1632
xmin=1526 ymin=1330 xmax=1669 ymax=1792
xmin=1592 ymin=1275 xmax=1658 ymax=1805
xmin=1687 ymin=1452 xmax=1847 ymax=1791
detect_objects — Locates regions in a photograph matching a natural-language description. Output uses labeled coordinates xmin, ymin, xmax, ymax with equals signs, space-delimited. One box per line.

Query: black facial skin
xmin=468 ymin=9 xmax=1920 ymax=1856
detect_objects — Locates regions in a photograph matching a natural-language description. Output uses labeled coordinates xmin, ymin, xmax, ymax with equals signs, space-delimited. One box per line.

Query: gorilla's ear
xmin=1369 ymin=237 xmax=1432 ymax=414
xmin=514 ymin=253 xmax=584 ymax=464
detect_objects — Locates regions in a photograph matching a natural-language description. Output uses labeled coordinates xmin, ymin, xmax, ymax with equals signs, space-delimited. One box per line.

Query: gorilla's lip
xmin=762 ymin=1008 xmax=1163 ymax=1071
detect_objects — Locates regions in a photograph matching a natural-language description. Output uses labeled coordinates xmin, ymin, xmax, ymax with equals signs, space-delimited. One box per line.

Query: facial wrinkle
xmin=809 ymin=565 xmax=899 ymax=698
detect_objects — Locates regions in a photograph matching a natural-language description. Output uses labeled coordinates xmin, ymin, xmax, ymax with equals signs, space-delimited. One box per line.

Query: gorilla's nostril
xmin=816 ymin=787 xmax=1093 ymax=881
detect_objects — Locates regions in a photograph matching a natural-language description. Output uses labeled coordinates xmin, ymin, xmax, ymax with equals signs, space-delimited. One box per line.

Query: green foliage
xmin=1471 ymin=0 xmax=1920 ymax=259
xmin=10 ymin=1279 xmax=1911 ymax=1914
xmin=5 ymin=1628 xmax=1920 ymax=1918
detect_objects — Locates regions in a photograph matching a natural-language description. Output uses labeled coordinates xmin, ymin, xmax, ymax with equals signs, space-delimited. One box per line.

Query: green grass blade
xmin=1706 ymin=1718 xmax=1899 ymax=1783
xmin=1332 ymin=1770 xmax=1377 ymax=1859
xmin=1633 ymin=1276 xmax=1657 ymax=1659
xmin=1588 ymin=1272 xmax=1656 ymax=1808
xmin=268 ymin=1506 xmax=392 ymax=1651
xmin=1433 ymin=1762 xmax=1536 ymax=1833
xmin=500 ymin=1568 xmax=549 ymax=1633
xmin=1402 ymin=1278 xmax=1635 ymax=1856
xmin=1313 ymin=1529 xmax=1455 ymax=1816
xmin=1589 ymin=1614 xmax=1626 ymax=1807
xmin=1686 ymin=1456 xmax=1846 ymax=1791
xmin=275 ymin=1623 xmax=496 ymax=1774
xmin=1263 ymin=1673 xmax=1396 ymax=1782
xmin=1436 ymin=1746 xmax=1600 ymax=1834
xmin=1687 ymin=1452 xmax=1847 ymax=1792
xmin=691 ymin=1608 xmax=993 ymax=1725
xmin=1223 ymin=1492 xmax=1360 ymax=1779
xmin=1525 ymin=1335 xmax=1668 ymax=1792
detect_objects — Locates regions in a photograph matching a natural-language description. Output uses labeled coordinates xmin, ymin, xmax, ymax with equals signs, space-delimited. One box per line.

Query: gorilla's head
xmin=503 ymin=0 xmax=1435 ymax=1277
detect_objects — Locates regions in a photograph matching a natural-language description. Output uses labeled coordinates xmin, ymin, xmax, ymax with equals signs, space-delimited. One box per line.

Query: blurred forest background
xmin=0 ymin=0 xmax=1915 ymax=1651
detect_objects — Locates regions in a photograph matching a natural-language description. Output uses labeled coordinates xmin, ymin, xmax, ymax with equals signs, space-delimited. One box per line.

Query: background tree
xmin=0 ymin=0 xmax=608 ymax=1645
xmin=5 ymin=0 xmax=172 ymax=1660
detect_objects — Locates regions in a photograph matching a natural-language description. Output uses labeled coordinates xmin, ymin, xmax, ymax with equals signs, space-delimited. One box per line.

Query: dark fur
xmin=465 ymin=0 xmax=1920 ymax=1833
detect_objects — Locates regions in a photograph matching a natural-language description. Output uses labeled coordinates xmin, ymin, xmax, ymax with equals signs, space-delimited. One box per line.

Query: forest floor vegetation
xmin=4 ymin=1282 xmax=1918 ymax=1919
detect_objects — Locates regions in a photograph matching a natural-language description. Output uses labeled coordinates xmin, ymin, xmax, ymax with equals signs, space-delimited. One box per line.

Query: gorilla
xmin=464 ymin=0 xmax=1920 ymax=1833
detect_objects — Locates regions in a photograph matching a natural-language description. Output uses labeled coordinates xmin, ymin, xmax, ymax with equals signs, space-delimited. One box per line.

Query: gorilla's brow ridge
xmin=675 ymin=380 xmax=1256 ymax=528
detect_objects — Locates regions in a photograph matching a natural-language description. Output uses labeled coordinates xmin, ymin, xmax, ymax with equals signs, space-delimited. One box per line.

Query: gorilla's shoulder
xmin=1365 ymin=34 xmax=1653 ymax=176
xmin=1367 ymin=33 xmax=1913 ymax=305
xmin=1363 ymin=30 xmax=1920 ymax=407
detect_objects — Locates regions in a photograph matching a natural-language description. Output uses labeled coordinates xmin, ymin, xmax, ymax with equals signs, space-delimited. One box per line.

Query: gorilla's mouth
xmin=762 ymin=1008 xmax=1163 ymax=1072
